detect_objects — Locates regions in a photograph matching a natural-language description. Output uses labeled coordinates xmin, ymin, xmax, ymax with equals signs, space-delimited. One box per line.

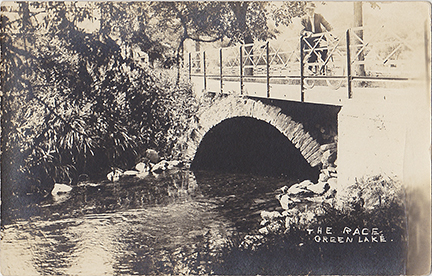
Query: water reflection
xmin=2 ymin=169 xmax=288 ymax=275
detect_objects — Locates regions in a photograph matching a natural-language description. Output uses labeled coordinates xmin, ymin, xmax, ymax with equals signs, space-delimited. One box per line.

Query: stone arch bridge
xmin=178 ymin=81 xmax=428 ymax=192
xmin=182 ymin=94 xmax=340 ymax=175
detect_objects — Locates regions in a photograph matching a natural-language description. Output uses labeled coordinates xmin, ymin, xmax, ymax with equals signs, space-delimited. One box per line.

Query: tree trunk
xmin=176 ymin=40 xmax=184 ymax=86
xmin=354 ymin=2 xmax=365 ymax=77
xmin=244 ymin=35 xmax=254 ymax=76
xmin=229 ymin=2 xmax=254 ymax=76
xmin=176 ymin=12 xmax=189 ymax=86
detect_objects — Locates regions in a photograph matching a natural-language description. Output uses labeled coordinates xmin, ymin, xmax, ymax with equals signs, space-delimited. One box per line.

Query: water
xmin=1 ymin=169 xmax=293 ymax=275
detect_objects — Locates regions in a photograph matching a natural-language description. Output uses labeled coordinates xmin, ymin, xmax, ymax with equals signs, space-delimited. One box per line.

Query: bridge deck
xmin=193 ymin=76 xmax=423 ymax=106
xmin=209 ymin=78 xmax=345 ymax=106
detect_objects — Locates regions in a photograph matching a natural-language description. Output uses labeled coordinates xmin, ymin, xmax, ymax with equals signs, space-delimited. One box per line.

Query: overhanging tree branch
xmin=2 ymin=2 xmax=67 ymax=29
xmin=189 ymin=35 xmax=223 ymax=43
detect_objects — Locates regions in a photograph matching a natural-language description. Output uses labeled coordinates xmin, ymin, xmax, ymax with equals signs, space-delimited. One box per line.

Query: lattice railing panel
xmin=348 ymin=26 xmax=423 ymax=78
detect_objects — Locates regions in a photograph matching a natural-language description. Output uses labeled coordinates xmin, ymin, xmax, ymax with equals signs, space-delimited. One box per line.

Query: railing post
xmin=240 ymin=45 xmax=243 ymax=95
xmin=220 ymin=48 xmax=223 ymax=94
xmin=266 ymin=41 xmax=270 ymax=98
xmin=188 ymin=52 xmax=191 ymax=81
xmin=425 ymin=20 xmax=431 ymax=88
xmin=300 ymin=36 xmax=305 ymax=102
xmin=346 ymin=29 xmax=352 ymax=99
xmin=203 ymin=51 xmax=207 ymax=91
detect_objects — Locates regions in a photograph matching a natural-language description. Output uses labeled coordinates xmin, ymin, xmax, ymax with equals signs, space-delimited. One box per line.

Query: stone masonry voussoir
xmin=286 ymin=122 xmax=301 ymax=141
xmin=293 ymin=134 xmax=306 ymax=149
xmin=280 ymin=120 xmax=295 ymax=137
xmin=279 ymin=115 xmax=293 ymax=130
xmin=303 ymin=143 xmax=321 ymax=161
xmin=302 ymin=140 xmax=320 ymax=159
xmin=299 ymin=136 xmax=314 ymax=153
xmin=291 ymin=125 xmax=306 ymax=145
xmin=271 ymin=113 xmax=288 ymax=129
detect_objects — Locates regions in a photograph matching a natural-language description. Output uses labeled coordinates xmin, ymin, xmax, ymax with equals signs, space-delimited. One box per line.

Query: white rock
xmin=168 ymin=160 xmax=182 ymax=168
xmin=277 ymin=194 xmax=291 ymax=210
xmin=260 ymin=210 xmax=281 ymax=220
xmin=258 ymin=227 xmax=269 ymax=235
xmin=166 ymin=162 xmax=176 ymax=170
xmin=287 ymin=180 xmax=312 ymax=195
xmin=299 ymin=180 xmax=314 ymax=188
xmin=136 ymin=170 xmax=150 ymax=179
xmin=151 ymin=160 xmax=169 ymax=173
xmin=275 ymin=185 xmax=289 ymax=194
xmin=107 ymin=169 xmax=122 ymax=182
xmin=307 ymin=182 xmax=330 ymax=195
xmin=319 ymin=173 xmax=330 ymax=182
xmin=327 ymin=166 xmax=337 ymax=173
xmin=123 ymin=170 xmax=138 ymax=176
xmin=321 ymin=149 xmax=337 ymax=164
xmin=322 ymin=169 xmax=331 ymax=177
xmin=287 ymin=184 xmax=305 ymax=195
xmin=135 ymin=162 xmax=147 ymax=172
xmin=51 ymin=183 xmax=72 ymax=196
xmin=77 ymin=182 xmax=99 ymax=187
xmin=320 ymin=143 xmax=337 ymax=151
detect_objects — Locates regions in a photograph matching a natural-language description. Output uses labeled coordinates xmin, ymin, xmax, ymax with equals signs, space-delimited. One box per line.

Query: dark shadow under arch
xmin=191 ymin=117 xmax=320 ymax=182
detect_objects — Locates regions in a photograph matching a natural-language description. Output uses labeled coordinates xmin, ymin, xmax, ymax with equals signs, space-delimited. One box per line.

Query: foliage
xmin=148 ymin=1 xmax=306 ymax=77
xmin=255 ymin=175 xmax=406 ymax=235
xmin=1 ymin=2 xmax=196 ymax=197
xmin=340 ymin=174 xmax=405 ymax=212
xmin=268 ymin=2 xmax=306 ymax=27
xmin=211 ymin=175 xmax=407 ymax=274
xmin=97 ymin=2 xmax=174 ymax=67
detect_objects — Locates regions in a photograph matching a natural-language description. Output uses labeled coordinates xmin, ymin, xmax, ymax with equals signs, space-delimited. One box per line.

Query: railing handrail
xmin=303 ymin=31 xmax=334 ymax=39
xmin=187 ymin=27 xmax=424 ymax=102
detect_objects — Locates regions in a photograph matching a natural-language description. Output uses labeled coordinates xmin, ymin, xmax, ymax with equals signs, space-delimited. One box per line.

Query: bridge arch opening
xmin=191 ymin=116 xmax=320 ymax=182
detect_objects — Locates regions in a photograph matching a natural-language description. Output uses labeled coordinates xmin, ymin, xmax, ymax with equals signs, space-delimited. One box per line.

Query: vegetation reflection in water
xmin=1 ymin=169 xmax=293 ymax=275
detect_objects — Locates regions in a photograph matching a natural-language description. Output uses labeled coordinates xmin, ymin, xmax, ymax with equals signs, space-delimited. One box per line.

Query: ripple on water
xmin=2 ymin=170 xmax=293 ymax=275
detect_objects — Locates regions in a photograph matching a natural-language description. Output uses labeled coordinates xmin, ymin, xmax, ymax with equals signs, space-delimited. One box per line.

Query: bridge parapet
xmin=187 ymin=25 xmax=426 ymax=107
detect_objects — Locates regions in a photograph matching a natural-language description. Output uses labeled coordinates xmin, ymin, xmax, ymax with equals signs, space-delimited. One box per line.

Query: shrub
xmin=213 ymin=175 xmax=408 ymax=274
xmin=2 ymin=26 xmax=197 ymax=197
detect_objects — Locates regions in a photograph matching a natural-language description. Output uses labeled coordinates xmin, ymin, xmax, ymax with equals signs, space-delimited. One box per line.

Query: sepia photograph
xmin=1 ymin=1 xmax=431 ymax=275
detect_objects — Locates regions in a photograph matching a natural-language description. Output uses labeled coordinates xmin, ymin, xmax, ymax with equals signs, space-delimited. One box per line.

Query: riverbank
xmin=211 ymin=173 xmax=408 ymax=275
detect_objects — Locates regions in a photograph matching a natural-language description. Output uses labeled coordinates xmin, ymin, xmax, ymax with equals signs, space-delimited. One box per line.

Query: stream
xmin=1 ymin=169 xmax=293 ymax=275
